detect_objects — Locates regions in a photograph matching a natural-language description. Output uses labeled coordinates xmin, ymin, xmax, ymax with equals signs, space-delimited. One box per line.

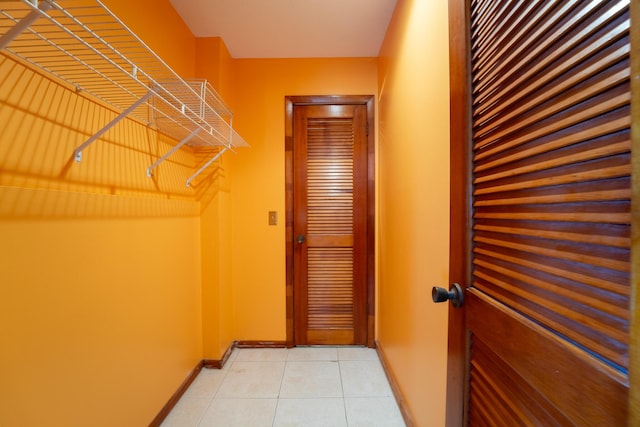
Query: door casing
xmin=447 ymin=1 xmax=472 ymax=424
xmin=285 ymin=95 xmax=375 ymax=348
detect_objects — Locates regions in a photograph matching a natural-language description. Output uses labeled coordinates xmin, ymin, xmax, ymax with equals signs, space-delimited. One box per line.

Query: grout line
xmin=337 ymin=359 xmax=350 ymax=426
xmin=195 ymin=359 xmax=232 ymax=427
xmin=164 ymin=347 xmax=402 ymax=426
xmin=194 ymin=393 xmax=215 ymax=427
xmin=272 ymin=347 xmax=289 ymax=427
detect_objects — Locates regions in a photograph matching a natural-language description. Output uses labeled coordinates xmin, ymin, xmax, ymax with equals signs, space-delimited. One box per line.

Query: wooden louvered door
xmin=292 ymin=103 xmax=368 ymax=345
xmin=447 ymin=0 xmax=634 ymax=425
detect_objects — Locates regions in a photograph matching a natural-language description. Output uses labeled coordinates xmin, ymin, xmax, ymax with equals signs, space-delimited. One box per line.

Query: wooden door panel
xmin=293 ymin=103 xmax=368 ymax=345
xmin=471 ymin=0 xmax=631 ymax=369
xmin=446 ymin=0 xmax=633 ymax=425
xmin=468 ymin=290 xmax=628 ymax=426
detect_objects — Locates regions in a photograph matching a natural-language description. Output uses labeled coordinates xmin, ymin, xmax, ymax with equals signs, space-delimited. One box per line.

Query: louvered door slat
xmin=475 ymin=91 xmax=629 ymax=152
xmin=306 ymin=117 xmax=354 ymax=334
xmin=477 ymin=61 xmax=629 ymax=143
xmin=474 ymin=220 xmax=630 ymax=247
xmin=476 ymin=42 xmax=630 ymax=138
xmin=307 ymin=118 xmax=354 ymax=242
xmin=475 ymin=132 xmax=630 ymax=177
xmin=308 ymin=247 xmax=354 ymax=329
xmin=473 ymin=2 xmax=624 ymax=113
xmin=466 ymin=0 xmax=631 ymax=423
xmin=476 ymin=162 xmax=630 ymax=194
xmin=475 ymin=110 xmax=630 ymax=165
xmin=473 ymin=262 xmax=627 ymax=336
xmin=469 ymin=338 xmax=572 ymax=426
xmin=472 ymin=2 xmax=561 ymax=99
xmin=473 ymin=247 xmax=629 ymax=303
xmin=293 ymin=103 xmax=368 ymax=345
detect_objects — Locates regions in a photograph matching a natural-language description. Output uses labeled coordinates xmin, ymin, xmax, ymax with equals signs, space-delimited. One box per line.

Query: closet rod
xmin=186 ymin=148 xmax=228 ymax=187
xmin=147 ymin=127 xmax=202 ymax=177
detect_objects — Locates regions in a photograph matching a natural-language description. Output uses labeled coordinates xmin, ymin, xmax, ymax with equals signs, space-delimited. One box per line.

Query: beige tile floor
xmin=161 ymin=347 xmax=406 ymax=427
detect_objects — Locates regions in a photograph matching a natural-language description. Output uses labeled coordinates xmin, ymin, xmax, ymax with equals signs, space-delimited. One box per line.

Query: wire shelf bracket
xmin=74 ymin=91 xmax=153 ymax=162
xmin=0 ymin=0 xmax=249 ymax=176
xmin=0 ymin=1 xmax=49 ymax=50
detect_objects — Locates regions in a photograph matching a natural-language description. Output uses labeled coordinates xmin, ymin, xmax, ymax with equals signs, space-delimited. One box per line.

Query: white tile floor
xmin=161 ymin=347 xmax=406 ymax=427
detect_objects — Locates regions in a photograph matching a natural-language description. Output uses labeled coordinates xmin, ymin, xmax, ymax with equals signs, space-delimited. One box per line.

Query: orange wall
xmin=102 ymin=0 xmax=195 ymax=78
xmin=227 ymin=58 xmax=378 ymax=340
xmin=195 ymin=37 xmax=236 ymax=359
xmin=0 ymin=2 xmax=203 ymax=426
xmin=377 ymin=0 xmax=451 ymax=425
xmin=2 ymin=0 xmax=452 ymax=424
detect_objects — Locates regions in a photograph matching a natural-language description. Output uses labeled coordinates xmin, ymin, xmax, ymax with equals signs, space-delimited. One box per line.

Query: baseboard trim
xmin=376 ymin=340 xmax=415 ymax=427
xmin=148 ymin=360 xmax=203 ymax=427
xmin=203 ymin=341 xmax=236 ymax=369
xmin=153 ymin=339 xmax=400 ymax=425
xmin=150 ymin=341 xmax=236 ymax=426
xmin=235 ymin=340 xmax=287 ymax=348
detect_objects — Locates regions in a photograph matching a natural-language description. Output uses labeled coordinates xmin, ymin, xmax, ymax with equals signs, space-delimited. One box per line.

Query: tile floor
xmin=161 ymin=347 xmax=406 ymax=427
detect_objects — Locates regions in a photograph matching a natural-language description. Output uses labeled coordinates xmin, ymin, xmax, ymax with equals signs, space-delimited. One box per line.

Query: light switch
xmin=268 ymin=211 xmax=277 ymax=225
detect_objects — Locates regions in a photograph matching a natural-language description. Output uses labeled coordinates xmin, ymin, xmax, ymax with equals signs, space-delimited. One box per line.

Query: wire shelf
xmin=0 ymin=0 xmax=248 ymax=181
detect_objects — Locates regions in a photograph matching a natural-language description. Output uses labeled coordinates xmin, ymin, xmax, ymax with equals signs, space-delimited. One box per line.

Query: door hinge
xmin=366 ymin=122 xmax=369 ymax=137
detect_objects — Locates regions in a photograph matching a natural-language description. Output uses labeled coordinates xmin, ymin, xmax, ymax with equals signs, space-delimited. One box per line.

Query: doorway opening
xmin=285 ymin=95 xmax=375 ymax=347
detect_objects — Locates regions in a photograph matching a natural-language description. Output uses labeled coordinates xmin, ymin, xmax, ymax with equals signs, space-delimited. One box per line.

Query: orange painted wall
xmin=2 ymin=0 xmax=452 ymax=424
xmin=0 ymin=2 xmax=203 ymax=426
xmin=377 ymin=0 xmax=451 ymax=425
xmin=227 ymin=58 xmax=378 ymax=340
xmin=195 ymin=37 xmax=236 ymax=359
xmin=102 ymin=0 xmax=195 ymax=78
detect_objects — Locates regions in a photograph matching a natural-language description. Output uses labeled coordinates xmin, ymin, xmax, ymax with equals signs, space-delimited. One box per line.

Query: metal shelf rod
xmin=147 ymin=127 xmax=202 ymax=177
xmin=186 ymin=147 xmax=228 ymax=187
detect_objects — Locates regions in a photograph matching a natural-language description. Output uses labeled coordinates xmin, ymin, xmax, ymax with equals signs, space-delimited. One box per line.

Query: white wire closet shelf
xmin=0 ymin=0 xmax=248 ymax=186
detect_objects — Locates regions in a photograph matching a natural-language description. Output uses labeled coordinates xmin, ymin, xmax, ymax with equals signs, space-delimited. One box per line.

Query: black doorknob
xmin=297 ymin=234 xmax=306 ymax=244
xmin=432 ymin=283 xmax=464 ymax=308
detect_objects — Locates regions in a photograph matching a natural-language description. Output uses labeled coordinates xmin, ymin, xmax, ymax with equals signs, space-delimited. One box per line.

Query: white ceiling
xmin=169 ymin=0 xmax=398 ymax=58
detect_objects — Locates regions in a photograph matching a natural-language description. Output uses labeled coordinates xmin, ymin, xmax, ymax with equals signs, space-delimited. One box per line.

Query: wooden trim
xmin=376 ymin=340 xmax=414 ymax=427
xmin=447 ymin=0 xmax=472 ymax=426
xmin=285 ymin=95 xmax=376 ymax=348
xmin=366 ymin=96 xmax=376 ymax=348
xmin=468 ymin=289 xmax=628 ymax=425
xmin=148 ymin=360 xmax=204 ymax=427
xmin=285 ymin=97 xmax=295 ymax=348
xmin=202 ymin=359 xmax=222 ymax=369
xmin=285 ymin=95 xmax=374 ymax=106
xmin=202 ymin=341 xmax=236 ymax=369
xmin=151 ymin=342 xmax=237 ymax=425
xmin=235 ymin=340 xmax=288 ymax=348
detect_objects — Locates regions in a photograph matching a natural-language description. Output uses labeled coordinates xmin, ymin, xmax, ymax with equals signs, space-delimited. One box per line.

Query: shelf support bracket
xmin=74 ymin=91 xmax=153 ymax=162
xmin=0 ymin=1 xmax=51 ymax=50
xmin=147 ymin=127 xmax=202 ymax=177
xmin=186 ymin=147 xmax=228 ymax=187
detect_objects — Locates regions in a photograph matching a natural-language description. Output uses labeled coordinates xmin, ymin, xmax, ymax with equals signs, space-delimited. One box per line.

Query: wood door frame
xmin=447 ymin=0 xmax=472 ymax=425
xmin=285 ymin=95 xmax=375 ymax=348
xmin=447 ymin=1 xmax=639 ymax=425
